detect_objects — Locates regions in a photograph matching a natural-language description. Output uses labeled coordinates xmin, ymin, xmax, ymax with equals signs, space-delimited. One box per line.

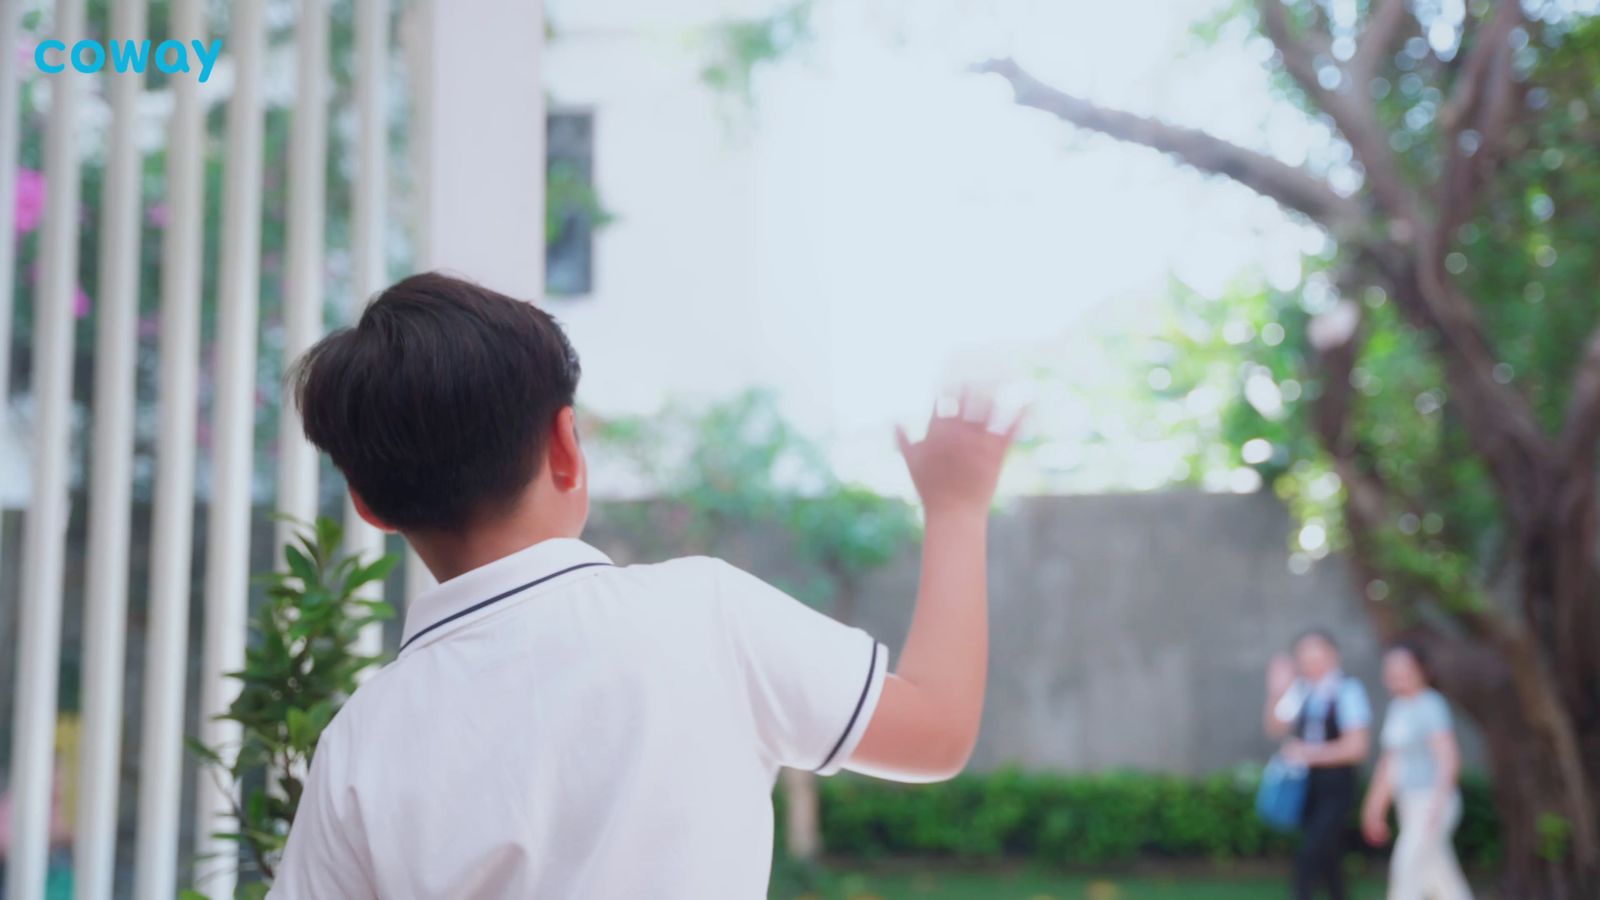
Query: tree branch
xmin=974 ymin=58 xmax=1363 ymax=229
xmin=1255 ymin=0 xmax=1424 ymax=229
xmin=1562 ymin=326 xmax=1600 ymax=466
xmin=1366 ymin=248 xmax=1554 ymax=508
xmin=1351 ymin=0 xmax=1412 ymax=87
xmin=1254 ymin=0 xmax=1329 ymax=91
xmin=977 ymin=47 xmax=1553 ymax=506
xmin=1307 ymin=300 xmax=1403 ymax=627
xmin=1438 ymin=0 xmax=1526 ymax=242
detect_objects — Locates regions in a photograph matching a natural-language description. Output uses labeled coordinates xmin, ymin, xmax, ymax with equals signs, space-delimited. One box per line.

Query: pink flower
xmin=15 ymin=168 xmax=45 ymax=234
xmin=146 ymin=203 xmax=169 ymax=228
xmin=74 ymin=285 xmax=91 ymax=318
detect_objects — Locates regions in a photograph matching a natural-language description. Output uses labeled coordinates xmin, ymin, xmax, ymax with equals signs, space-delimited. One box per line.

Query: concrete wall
xmin=587 ymin=490 xmax=1392 ymax=775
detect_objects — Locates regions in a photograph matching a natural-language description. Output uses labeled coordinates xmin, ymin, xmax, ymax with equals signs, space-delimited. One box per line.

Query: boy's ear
xmin=349 ymin=489 xmax=398 ymax=534
xmin=547 ymin=406 xmax=585 ymax=493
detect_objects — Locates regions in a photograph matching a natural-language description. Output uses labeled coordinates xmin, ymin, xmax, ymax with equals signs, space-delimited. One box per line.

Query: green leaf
xmin=283 ymin=543 xmax=319 ymax=588
xmin=345 ymin=554 xmax=399 ymax=594
xmin=186 ymin=736 xmax=225 ymax=768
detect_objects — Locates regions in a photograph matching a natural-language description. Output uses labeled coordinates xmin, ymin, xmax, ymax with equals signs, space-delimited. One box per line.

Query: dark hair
xmin=292 ymin=272 xmax=581 ymax=532
xmin=1387 ymin=639 xmax=1432 ymax=683
xmin=1292 ymin=627 xmax=1340 ymax=654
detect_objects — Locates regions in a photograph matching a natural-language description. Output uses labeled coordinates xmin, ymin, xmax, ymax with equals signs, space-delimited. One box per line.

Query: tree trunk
xmin=1422 ymin=628 xmax=1599 ymax=899
xmin=781 ymin=767 xmax=821 ymax=862
xmin=1490 ymin=474 xmax=1600 ymax=899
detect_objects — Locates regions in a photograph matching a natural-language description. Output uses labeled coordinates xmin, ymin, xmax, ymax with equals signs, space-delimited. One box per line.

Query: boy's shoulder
xmin=321 ymin=556 xmax=765 ymax=734
xmin=615 ymin=554 xmax=749 ymax=593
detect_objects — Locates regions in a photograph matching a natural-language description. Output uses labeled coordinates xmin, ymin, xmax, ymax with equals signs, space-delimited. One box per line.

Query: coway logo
xmin=34 ymin=39 xmax=223 ymax=83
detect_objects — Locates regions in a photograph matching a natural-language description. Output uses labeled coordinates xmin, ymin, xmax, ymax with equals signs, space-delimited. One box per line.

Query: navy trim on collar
xmin=399 ymin=561 xmax=614 ymax=653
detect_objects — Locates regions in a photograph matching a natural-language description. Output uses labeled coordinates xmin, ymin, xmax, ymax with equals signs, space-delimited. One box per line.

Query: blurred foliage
xmin=186 ymin=517 xmax=396 ymax=895
xmin=700 ymin=1 xmax=816 ymax=106
xmin=592 ymin=389 xmax=917 ymax=615
xmin=546 ymin=159 xmax=613 ymax=243
xmin=1144 ymin=6 xmax=1600 ymax=615
xmin=779 ymin=767 xmax=1501 ymax=870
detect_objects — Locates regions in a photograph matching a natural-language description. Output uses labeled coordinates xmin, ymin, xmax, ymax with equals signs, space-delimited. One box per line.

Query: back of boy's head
xmin=293 ymin=272 xmax=581 ymax=532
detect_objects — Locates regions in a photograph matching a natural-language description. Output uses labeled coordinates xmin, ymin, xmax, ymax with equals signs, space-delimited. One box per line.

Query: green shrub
xmin=186 ymin=517 xmax=398 ymax=897
xmin=790 ymin=767 xmax=1499 ymax=870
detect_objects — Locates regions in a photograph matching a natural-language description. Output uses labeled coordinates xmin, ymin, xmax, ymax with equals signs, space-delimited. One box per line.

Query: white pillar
xmin=75 ymin=1 xmax=147 ymax=897
xmin=403 ymin=0 xmax=546 ymax=600
xmin=410 ymin=0 xmax=545 ymax=295
xmin=193 ymin=1 xmax=268 ymax=893
xmin=0 ymin=0 xmax=22 ymax=410
xmin=0 ymin=0 xmax=26 ymax=863
xmin=348 ymin=0 xmax=392 ymax=661
xmin=5 ymin=0 xmax=86 ymax=895
xmin=276 ymin=0 xmax=331 ymax=552
xmin=132 ymin=0 xmax=208 ymax=896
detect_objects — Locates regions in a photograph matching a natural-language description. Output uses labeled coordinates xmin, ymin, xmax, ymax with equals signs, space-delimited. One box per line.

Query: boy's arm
xmin=846 ymin=393 xmax=1019 ymax=783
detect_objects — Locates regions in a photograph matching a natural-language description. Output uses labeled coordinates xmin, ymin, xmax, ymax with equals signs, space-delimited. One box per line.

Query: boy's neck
xmin=408 ymin=518 xmax=583 ymax=584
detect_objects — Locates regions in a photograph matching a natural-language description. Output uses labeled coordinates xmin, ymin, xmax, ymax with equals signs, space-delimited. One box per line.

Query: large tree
xmin=982 ymin=1 xmax=1600 ymax=894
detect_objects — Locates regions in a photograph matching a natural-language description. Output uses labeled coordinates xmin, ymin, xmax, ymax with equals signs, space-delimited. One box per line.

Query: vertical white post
xmin=5 ymin=0 xmax=86 ymax=895
xmin=132 ymin=0 xmax=208 ymax=896
xmin=404 ymin=0 xmax=546 ymax=601
xmin=75 ymin=1 xmax=147 ymax=897
xmin=276 ymin=0 xmax=330 ymax=552
xmin=0 ymin=0 xmax=25 ymax=774
xmin=410 ymin=0 xmax=546 ymax=295
xmin=193 ymin=1 xmax=267 ymax=894
xmin=348 ymin=0 xmax=391 ymax=658
xmin=0 ymin=0 xmax=22 ymax=410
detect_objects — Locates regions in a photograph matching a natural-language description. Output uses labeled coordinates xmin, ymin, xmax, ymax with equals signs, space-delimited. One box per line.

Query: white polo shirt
xmin=271 ymin=538 xmax=888 ymax=899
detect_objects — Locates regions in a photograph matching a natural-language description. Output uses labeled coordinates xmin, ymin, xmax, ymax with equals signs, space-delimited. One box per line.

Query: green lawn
xmin=777 ymin=867 xmax=1386 ymax=900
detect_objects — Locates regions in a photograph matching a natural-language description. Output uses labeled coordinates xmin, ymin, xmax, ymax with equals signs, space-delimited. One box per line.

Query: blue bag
xmin=1255 ymin=754 xmax=1308 ymax=832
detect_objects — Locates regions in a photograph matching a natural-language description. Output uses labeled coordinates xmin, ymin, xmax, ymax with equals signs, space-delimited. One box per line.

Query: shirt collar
xmin=400 ymin=538 xmax=613 ymax=652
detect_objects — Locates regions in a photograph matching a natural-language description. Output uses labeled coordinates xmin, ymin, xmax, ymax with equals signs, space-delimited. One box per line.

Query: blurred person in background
xmin=1361 ymin=642 xmax=1474 ymax=900
xmin=1265 ymin=629 xmax=1373 ymax=900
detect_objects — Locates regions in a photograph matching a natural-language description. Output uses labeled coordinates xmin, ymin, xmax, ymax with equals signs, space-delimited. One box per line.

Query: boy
xmin=272 ymin=272 xmax=1019 ymax=898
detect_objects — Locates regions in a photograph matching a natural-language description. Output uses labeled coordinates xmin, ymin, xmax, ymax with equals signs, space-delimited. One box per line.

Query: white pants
xmin=1389 ymin=789 xmax=1474 ymax=900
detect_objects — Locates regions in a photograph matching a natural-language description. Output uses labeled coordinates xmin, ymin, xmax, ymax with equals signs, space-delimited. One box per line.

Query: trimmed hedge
xmin=784 ymin=768 xmax=1500 ymax=869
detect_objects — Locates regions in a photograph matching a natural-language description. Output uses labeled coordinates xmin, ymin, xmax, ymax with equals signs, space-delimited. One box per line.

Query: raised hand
xmin=895 ymin=389 xmax=1023 ymax=517
xmin=1267 ymin=653 xmax=1296 ymax=699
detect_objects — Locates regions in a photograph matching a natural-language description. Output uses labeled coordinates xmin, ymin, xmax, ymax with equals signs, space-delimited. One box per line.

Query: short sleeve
xmin=710 ymin=559 xmax=889 ymax=775
xmin=269 ymin=726 xmax=378 ymax=900
xmin=1336 ymin=679 xmax=1373 ymax=731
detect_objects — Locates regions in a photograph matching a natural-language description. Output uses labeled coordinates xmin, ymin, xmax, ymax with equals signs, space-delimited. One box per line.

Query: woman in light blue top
xmin=1361 ymin=642 xmax=1473 ymax=900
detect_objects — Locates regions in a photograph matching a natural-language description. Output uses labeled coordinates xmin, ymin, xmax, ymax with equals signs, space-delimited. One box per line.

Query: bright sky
xmin=740 ymin=0 xmax=1326 ymax=492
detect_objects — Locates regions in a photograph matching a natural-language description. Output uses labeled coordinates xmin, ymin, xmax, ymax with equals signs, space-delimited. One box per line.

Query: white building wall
xmin=544 ymin=0 xmax=839 ymax=439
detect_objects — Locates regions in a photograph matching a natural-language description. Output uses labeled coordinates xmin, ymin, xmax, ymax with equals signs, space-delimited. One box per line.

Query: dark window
xmin=546 ymin=112 xmax=601 ymax=297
